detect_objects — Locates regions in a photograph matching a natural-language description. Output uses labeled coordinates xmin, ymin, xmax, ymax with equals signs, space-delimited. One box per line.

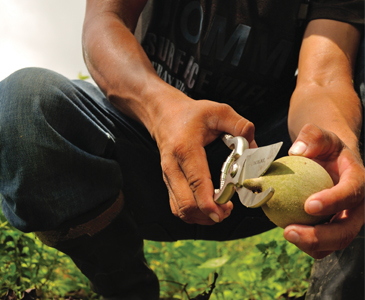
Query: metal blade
xmin=241 ymin=142 xmax=283 ymax=182
xmin=237 ymin=141 xmax=282 ymax=208
xmin=237 ymin=187 xmax=275 ymax=208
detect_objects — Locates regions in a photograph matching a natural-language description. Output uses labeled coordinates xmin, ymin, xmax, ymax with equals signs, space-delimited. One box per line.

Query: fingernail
xmin=289 ymin=141 xmax=307 ymax=155
xmin=306 ymin=200 xmax=323 ymax=214
xmin=209 ymin=213 xmax=220 ymax=223
xmin=286 ymin=230 xmax=300 ymax=244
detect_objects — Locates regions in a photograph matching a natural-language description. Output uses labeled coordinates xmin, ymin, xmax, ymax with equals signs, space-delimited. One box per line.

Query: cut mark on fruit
xmin=253 ymin=188 xmax=262 ymax=194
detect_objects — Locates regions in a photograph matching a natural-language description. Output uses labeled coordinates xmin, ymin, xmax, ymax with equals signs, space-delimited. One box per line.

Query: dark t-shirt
xmin=140 ymin=0 xmax=364 ymax=124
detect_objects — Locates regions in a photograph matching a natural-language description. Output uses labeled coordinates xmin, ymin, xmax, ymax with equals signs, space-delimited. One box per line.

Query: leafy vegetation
xmin=0 ymin=205 xmax=313 ymax=299
xmin=0 ymin=209 xmax=95 ymax=300
xmin=147 ymin=233 xmax=312 ymax=299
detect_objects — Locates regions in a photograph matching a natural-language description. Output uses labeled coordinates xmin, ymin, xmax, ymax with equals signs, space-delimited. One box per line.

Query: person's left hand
xmin=283 ymin=123 xmax=365 ymax=259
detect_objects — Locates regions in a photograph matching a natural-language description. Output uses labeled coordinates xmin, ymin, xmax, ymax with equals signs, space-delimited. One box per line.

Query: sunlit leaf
xmin=77 ymin=72 xmax=90 ymax=80
xmin=198 ymin=255 xmax=230 ymax=269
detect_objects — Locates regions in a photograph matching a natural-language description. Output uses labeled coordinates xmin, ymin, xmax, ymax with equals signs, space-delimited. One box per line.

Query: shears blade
xmin=241 ymin=142 xmax=283 ymax=181
xmin=213 ymin=136 xmax=282 ymax=208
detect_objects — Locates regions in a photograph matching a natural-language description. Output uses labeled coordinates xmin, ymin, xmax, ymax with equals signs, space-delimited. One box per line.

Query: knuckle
xmin=170 ymin=140 xmax=195 ymax=164
xmin=217 ymin=102 xmax=233 ymax=114
xmin=300 ymin=123 xmax=344 ymax=156
xmin=302 ymin=124 xmax=324 ymax=143
xmin=160 ymin=160 xmax=171 ymax=175
xmin=160 ymin=152 xmax=173 ymax=171
xmin=179 ymin=201 xmax=198 ymax=217
xmin=188 ymin=175 xmax=204 ymax=193
xmin=174 ymin=143 xmax=190 ymax=161
xmin=206 ymin=102 xmax=233 ymax=123
xmin=239 ymin=119 xmax=255 ymax=141
xmin=160 ymin=155 xmax=180 ymax=177
xmin=215 ymin=103 xmax=255 ymax=138
xmin=207 ymin=101 xmax=229 ymax=111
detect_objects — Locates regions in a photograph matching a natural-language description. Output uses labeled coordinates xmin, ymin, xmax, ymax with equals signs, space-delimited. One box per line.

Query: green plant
xmin=0 ymin=201 xmax=313 ymax=299
xmin=78 ymin=72 xmax=90 ymax=81
xmin=0 ymin=208 xmax=97 ymax=299
xmin=145 ymin=229 xmax=313 ymax=300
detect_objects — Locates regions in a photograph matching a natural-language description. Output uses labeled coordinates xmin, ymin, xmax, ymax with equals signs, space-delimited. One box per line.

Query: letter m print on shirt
xmin=202 ymin=15 xmax=251 ymax=67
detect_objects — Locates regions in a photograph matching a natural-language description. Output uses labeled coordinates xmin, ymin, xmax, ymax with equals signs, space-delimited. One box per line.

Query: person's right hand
xmin=84 ymin=0 xmax=257 ymax=225
xmin=149 ymin=89 xmax=256 ymax=225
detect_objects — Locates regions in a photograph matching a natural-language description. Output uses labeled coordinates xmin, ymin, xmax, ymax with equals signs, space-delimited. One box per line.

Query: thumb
xmin=289 ymin=124 xmax=343 ymax=159
xmin=212 ymin=104 xmax=255 ymax=143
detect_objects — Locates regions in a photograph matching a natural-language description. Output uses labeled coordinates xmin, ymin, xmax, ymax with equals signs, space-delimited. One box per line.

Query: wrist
xmin=108 ymin=76 xmax=192 ymax=140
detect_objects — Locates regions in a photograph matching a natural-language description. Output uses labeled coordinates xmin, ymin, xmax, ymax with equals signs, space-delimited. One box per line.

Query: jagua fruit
xmin=242 ymin=156 xmax=334 ymax=228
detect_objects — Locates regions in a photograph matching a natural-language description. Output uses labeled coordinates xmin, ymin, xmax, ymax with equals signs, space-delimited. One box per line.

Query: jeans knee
xmin=0 ymin=68 xmax=76 ymax=134
xmin=1 ymin=67 xmax=70 ymax=104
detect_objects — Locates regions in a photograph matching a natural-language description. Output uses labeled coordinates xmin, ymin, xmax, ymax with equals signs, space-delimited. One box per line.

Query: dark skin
xmin=83 ymin=0 xmax=364 ymax=259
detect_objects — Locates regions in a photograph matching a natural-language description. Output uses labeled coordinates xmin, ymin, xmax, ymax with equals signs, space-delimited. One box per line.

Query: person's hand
xmin=150 ymin=93 xmax=256 ymax=225
xmin=283 ymin=123 xmax=365 ymax=259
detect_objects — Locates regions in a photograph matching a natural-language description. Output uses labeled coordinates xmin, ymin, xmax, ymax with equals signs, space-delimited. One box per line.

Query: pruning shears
xmin=214 ymin=134 xmax=282 ymax=208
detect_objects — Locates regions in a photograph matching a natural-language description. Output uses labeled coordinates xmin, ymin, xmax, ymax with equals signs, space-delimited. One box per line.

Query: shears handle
xmin=213 ymin=135 xmax=249 ymax=204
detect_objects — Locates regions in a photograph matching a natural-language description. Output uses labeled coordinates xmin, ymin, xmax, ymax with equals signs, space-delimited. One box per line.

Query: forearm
xmin=82 ymin=4 xmax=187 ymax=136
xmin=288 ymin=82 xmax=362 ymax=153
xmin=288 ymin=19 xmax=362 ymax=153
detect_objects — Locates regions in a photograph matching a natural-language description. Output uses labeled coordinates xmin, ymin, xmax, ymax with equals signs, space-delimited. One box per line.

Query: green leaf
xmin=78 ymin=72 xmax=90 ymax=80
xmin=256 ymin=243 xmax=268 ymax=254
xmin=198 ymin=255 xmax=230 ymax=269
xmin=277 ymin=249 xmax=290 ymax=265
xmin=261 ymin=267 xmax=275 ymax=280
xmin=268 ymin=240 xmax=278 ymax=249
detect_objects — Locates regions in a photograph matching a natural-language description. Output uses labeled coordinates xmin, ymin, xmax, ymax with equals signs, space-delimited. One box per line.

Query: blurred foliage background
xmin=0 ymin=203 xmax=313 ymax=300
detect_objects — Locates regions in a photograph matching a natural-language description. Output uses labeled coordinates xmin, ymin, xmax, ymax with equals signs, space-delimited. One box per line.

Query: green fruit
xmin=242 ymin=156 xmax=334 ymax=228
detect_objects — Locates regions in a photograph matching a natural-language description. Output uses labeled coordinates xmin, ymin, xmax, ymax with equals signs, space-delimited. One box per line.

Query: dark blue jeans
xmin=0 ymin=67 xmax=290 ymax=299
